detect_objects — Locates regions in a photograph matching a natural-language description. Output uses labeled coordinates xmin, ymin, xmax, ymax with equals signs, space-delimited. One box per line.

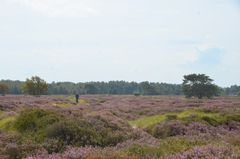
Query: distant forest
xmin=0 ymin=80 xmax=239 ymax=96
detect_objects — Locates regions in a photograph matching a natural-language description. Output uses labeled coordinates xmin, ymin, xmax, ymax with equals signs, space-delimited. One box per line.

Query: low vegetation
xmin=0 ymin=95 xmax=240 ymax=158
xmin=127 ymin=137 xmax=207 ymax=158
xmin=130 ymin=108 xmax=240 ymax=129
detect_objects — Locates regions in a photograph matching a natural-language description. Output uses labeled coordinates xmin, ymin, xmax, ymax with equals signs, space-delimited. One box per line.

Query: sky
xmin=0 ymin=0 xmax=239 ymax=86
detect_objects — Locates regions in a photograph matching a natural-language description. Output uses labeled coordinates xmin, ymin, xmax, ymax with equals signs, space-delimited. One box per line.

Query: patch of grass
xmin=67 ymin=96 xmax=88 ymax=104
xmin=66 ymin=96 xmax=76 ymax=102
xmin=157 ymin=137 xmax=206 ymax=156
xmin=129 ymin=115 xmax=166 ymax=128
xmin=127 ymin=137 xmax=207 ymax=158
xmin=52 ymin=99 xmax=88 ymax=108
xmin=79 ymin=99 xmax=88 ymax=105
xmin=67 ymin=96 xmax=88 ymax=105
xmin=226 ymin=114 xmax=240 ymax=122
xmin=52 ymin=103 xmax=71 ymax=108
xmin=129 ymin=109 xmax=229 ymax=128
xmin=0 ymin=116 xmax=16 ymax=131
xmin=51 ymin=95 xmax=66 ymax=99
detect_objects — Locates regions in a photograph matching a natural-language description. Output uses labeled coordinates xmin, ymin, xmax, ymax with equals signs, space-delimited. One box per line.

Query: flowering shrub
xmin=26 ymin=147 xmax=137 ymax=159
xmin=43 ymin=139 xmax=65 ymax=154
xmin=46 ymin=120 xmax=100 ymax=147
xmin=127 ymin=137 xmax=206 ymax=158
xmin=148 ymin=121 xmax=186 ymax=139
xmin=13 ymin=109 xmax=62 ymax=142
xmin=1 ymin=96 xmax=240 ymax=159
xmin=168 ymin=144 xmax=239 ymax=159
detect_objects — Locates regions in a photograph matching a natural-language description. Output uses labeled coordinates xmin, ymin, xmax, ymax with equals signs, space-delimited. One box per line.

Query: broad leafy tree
xmin=182 ymin=74 xmax=219 ymax=99
xmin=0 ymin=83 xmax=9 ymax=96
xmin=22 ymin=76 xmax=48 ymax=96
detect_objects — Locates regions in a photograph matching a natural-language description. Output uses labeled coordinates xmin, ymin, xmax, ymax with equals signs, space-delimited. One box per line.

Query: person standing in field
xmin=75 ymin=94 xmax=79 ymax=103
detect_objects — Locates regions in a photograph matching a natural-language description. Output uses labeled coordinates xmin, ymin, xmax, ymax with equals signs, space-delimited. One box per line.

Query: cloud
xmin=7 ymin=0 xmax=98 ymax=18
xmin=0 ymin=0 xmax=239 ymax=86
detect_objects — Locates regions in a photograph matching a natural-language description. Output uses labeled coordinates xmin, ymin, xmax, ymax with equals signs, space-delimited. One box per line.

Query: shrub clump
xmin=14 ymin=109 xmax=61 ymax=133
xmin=43 ymin=139 xmax=65 ymax=154
xmin=148 ymin=121 xmax=186 ymax=139
xmin=14 ymin=109 xmax=62 ymax=142
xmin=13 ymin=109 xmax=131 ymax=149
xmin=168 ymin=144 xmax=239 ymax=159
xmin=127 ymin=138 xmax=206 ymax=158
xmin=86 ymin=112 xmax=132 ymax=147
xmin=45 ymin=120 xmax=100 ymax=147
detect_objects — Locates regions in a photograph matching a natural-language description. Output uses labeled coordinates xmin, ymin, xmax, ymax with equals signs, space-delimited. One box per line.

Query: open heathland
xmin=0 ymin=95 xmax=240 ymax=159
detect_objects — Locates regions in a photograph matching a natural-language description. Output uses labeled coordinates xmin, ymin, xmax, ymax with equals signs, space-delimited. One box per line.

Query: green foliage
xmin=85 ymin=83 xmax=98 ymax=94
xmin=22 ymin=76 xmax=48 ymax=96
xmin=1 ymin=79 xmax=184 ymax=95
xmin=0 ymin=83 xmax=9 ymax=96
xmin=133 ymin=92 xmax=141 ymax=96
xmin=128 ymin=144 xmax=158 ymax=157
xmin=129 ymin=109 xmax=231 ymax=128
xmin=98 ymin=130 xmax=126 ymax=146
xmin=166 ymin=114 xmax=178 ymax=121
xmin=11 ymin=108 xmax=128 ymax=147
xmin=1 ymin=79 xmax=239 ymax=96
xmin=127 ymin=138 xmax=206 ymax=158
xmin=226 ymin=114 xmax=240 ymax=122
xmin=140 ymin=81 xmax=158 ymax=95
xmin=129 ymin=114 xmax=166 ymax=128
xmin=14 ymin=109 xmax=61 ymax=141
xmin=149 ymin=121 xmax=186 ymax=139
xmin=14 ymin=109 xmax=60 ymax=132
xmin=201 ymin=116 xmax=221 ymax=126
xmin=46 ymin=119 xmax=127 ymax=147
xmin=225 ymin=85 xmax=240 ymax=96
xmin=182 ymin=74 xmax=219 ymax=99
xmin=46 ymin=120 xmax=100 ymax=146
xmin=0 ymin=80 xmax=22 ymax=94
xmin=0 ymin=116 xmax=16 ymax=131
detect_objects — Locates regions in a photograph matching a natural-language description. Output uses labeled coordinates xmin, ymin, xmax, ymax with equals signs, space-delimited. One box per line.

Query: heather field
xmin=1 ymin=95 xmax=240 ymax=159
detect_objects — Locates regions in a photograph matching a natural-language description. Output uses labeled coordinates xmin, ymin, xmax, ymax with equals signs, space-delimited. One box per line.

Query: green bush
xmin=14 ymin=109 xmax=61 ymax=133
xmin=13 ymin=109 xmax=62 ymax=142
xmin=46 ymin=118 xmax=128 ymax=147
xmin=46 ymin=120 xmax=100 ymax=146
xmin=87 ymin=115 xmax=129 ymax=146
xmin=149 ymin=121 xmax=186 ymax=139
xmin=13 ymin=109 xmax=129 ymax=147
xmin=98 ymin=130 xmax=126 ymax=146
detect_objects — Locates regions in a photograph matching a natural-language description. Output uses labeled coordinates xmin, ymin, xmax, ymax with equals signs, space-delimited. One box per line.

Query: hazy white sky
xmin=0 ymin=0 xmax=239 ymax=86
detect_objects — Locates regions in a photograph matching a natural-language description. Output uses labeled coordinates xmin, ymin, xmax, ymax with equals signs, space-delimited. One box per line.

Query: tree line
xmin=0 ymin=76 xmax=239 ymax=96
xmin=0 ymin=79 xmax=182 ymax=95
